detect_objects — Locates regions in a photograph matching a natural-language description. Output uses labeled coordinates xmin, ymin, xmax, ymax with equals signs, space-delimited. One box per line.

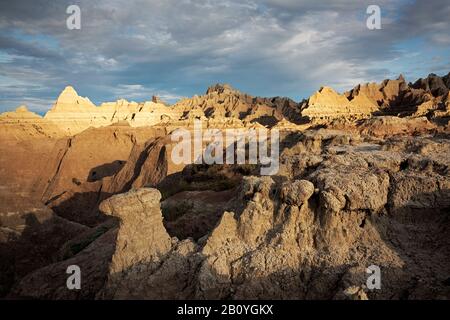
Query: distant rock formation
xmin=2 ymin=72 xmax=449 ymax=138
xmin=49 ymin=86 xmax=97 ymax=111
xmin=411 ymin=72 xmax=450 ymax=97
xmin=44 ymin=86 xmax=181 ymax=135
xmin=173 ymin=83 xmax=302 ymax=127
xmin=345 ymin=75 xmax=412 ymax=109
xmin=300 ymin=86 xmax=379 ymax=121
xmin=152 ymin=95 xmax=167 ymax=105
xmin=0 ymin=105 xmax=65 ymax=139
xmin=346 ymin=73 xmax=450 ymax=117
xmin=0 ymin=105 xmax=41 ymax=120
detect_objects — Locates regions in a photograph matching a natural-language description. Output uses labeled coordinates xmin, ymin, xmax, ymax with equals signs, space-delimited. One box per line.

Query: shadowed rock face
xmin=0 ymin=73 xmax=450 ymax=300
xmin=411 ymin=73 xmax=450 ymax=97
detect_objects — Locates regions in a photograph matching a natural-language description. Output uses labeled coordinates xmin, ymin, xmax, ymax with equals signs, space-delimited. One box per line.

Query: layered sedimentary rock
xmin=3 ymin=73 xmax=449 ymax=141
xmin=0 ymin=105 xmax=41 ymax=121
xmin=357 ymin=116 xmax=437 ymax=138
xmin=44 ymin=86 xmax=181 ymax=135
xmin=173 ymin=84 xmax=302 ymax=126
xmin=9 ymin=125 xmax=450 ymax=300
xmin=301 ymin=86 xmax=379 ymax=120
xmin=44 ymin=86 xmax=99 ymax=134
xmin=97 ymin=99 xmax=181 ymax=127
xmin=98 ymin=188 xmax=172 ymax=299
xmin=346 ymin=75 xmax=411 ymax=109
xmin=1 ymin=72 xmax=450 ymax=300
xmin=346 ymin=73 xmax=450 ymax=118
xmin=39 ymin=125 xmax=168 ymax=226
xmin=0 ymin=105 xmax=65 ymax=140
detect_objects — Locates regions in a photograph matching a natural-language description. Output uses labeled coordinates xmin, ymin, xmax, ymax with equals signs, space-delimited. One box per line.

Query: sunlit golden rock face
xmin=43 ymin=86 xmax=181 ymax=135
xmin=301 ymin=86 xmax=379 ymax=119
xmin=1 ymin=73 xmax=450 ymax=300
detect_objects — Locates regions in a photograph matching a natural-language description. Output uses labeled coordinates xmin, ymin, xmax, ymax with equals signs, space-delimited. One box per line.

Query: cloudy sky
xmin=0 ymin=0 xmax=449 ymax=113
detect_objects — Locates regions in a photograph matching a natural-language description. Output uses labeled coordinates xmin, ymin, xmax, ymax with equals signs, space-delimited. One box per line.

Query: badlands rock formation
xmin=345 ymin=73 xmax=450 ymax=118
xmin=0 ymin=105 xmax=65 ymax=139
xmin=0 ymin=105 xmax=41 ymax=120
xmin=301 ymin=86 xmax=379 ymax=120
xmin=172 ymin=84 xmax=302 ymax=126
xmin=44 ymin=86 xmax=181 ymax=135
xmin=0 ymin=72 xmax=449 ymax=300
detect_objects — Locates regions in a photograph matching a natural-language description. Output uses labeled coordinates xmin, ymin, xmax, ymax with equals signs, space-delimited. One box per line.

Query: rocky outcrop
xmin=44 ymin=86 xmax=181 ymax=135
xmin=40 ymin=125 xmax=166 ymax=225
xmin=44 ymin=86 xmax=100 ymax=134
xmin=0 ymin=134 xmax=65 ymax=218
xmin=101 ymin=135 xmax=175 ymax=195
xmin=310 ymin=166 xmax=390 ymax=213
xmin=411 ymin=73 xmax=450 ymax=97
xmin=2 ymin=73 xmax=449 ymax=139
xmin=0 ymin=105 xmax=42 ymax=120
xmin=345 ymin=75 xmax=412 ymax=109
xmin=8 ymin=188 xmax=173 ymax=300
xmin=7 ymin=127 xmax=450 ymax=299
xmin=97 ymin=188 xmax=172 ymax=299
xmin=0 ymin=105 xmax=65 ymax=140
xmin=345 ymin=73 xmax=450 ymax=118
xmin=358 ymin=116 xmax=437 ymax=138
xmin=1 ymin=73 xmax=450 ymax=300
xmin=161 ymin=189 xmax=236 ymax=240
xmin=301 ymin=86 xmax=379 ymax=121
xmin=173 ymin=83 xmax=302 ymax=126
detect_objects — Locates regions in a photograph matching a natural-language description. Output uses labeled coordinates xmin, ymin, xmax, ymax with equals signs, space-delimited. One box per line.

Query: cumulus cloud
xmin=0 ymin=0 xmax=449 ymax=112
